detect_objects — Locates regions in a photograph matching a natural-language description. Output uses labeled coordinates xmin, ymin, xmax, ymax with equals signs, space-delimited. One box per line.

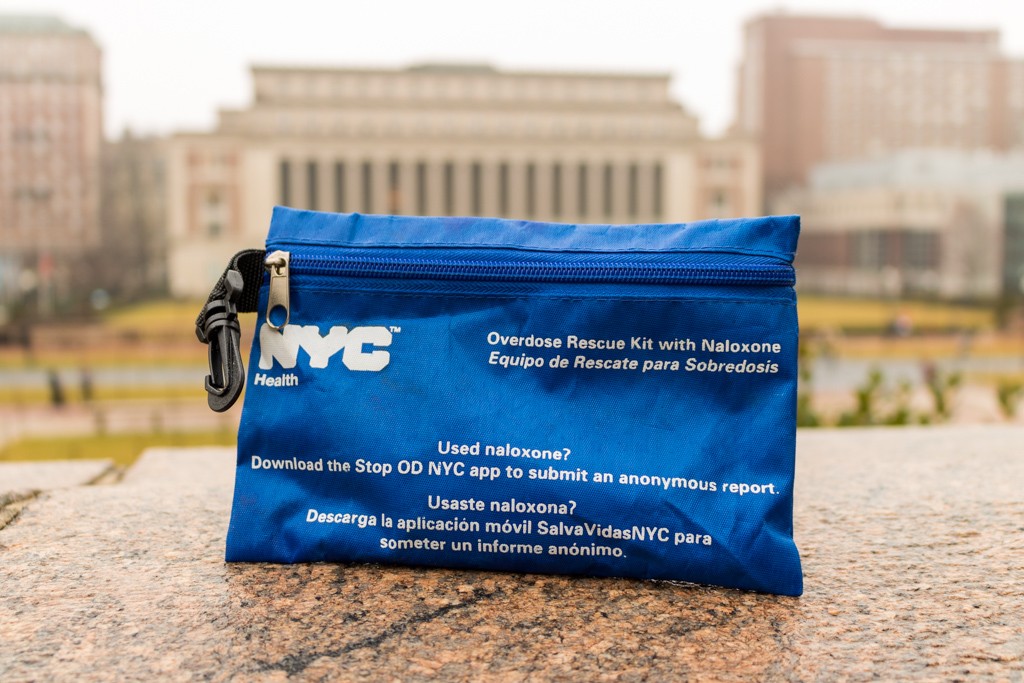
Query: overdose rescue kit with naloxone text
xmin=197 ymin=207 xmax=803 ymax=595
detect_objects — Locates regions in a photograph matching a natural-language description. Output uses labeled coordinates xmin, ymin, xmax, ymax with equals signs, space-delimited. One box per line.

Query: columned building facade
xmin=168 ymin=64 xmax=760 ymax=296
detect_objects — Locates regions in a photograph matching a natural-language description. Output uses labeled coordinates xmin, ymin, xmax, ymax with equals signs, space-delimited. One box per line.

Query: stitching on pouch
xmin=269 ymin=237 xmax=793 ymax=258
xmin=279 ymin=287 xmax=795 ymax=306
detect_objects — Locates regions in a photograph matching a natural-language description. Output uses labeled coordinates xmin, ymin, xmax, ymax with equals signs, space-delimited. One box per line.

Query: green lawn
xmin=106 ymin=295 xmax=999 ymax=336
xmin=103 ymin=299 xmax=206 ymax=336
xmin=0 ymin=431 xmax=236 ymax=467
xmin=0 ymin=296 xmax=1012 ymax=375
xmin=0 ymin=385 xmax=208 ymax=408
xmin=103 ymin=295 xmax=999 ymax=337
xmin=798 ymin=295 xmax=994 ymax=332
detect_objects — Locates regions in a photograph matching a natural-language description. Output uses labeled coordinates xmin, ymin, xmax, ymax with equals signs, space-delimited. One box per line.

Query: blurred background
xmin=1 ymin=1 xmax=1023 ymax=466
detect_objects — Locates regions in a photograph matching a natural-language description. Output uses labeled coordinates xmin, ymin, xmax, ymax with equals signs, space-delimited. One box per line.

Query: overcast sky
xmin=3 ymin=0 xmax=1023 ymax=139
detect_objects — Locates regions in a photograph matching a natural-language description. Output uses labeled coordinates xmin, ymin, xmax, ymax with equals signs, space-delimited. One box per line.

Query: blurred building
xmin=774 ymin=150 xmax=1024 ymax=300
xmin=168 ymin=64 xmax=760 ymax=297
xmin=0 ymin=15 xmax=103 ymax=314
xmin=99 ymin=131 xmax=168 ymax=301
xmin=737 ymin=12 xmax=1022 ymax=203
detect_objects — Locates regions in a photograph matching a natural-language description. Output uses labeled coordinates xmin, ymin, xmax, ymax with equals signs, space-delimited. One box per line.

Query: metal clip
xmin=200 ymin=269 xmax=245 ymax=412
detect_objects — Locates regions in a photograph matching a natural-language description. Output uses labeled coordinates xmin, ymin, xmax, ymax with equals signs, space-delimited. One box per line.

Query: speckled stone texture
xmin=0 ymin=459 xmax=114 ymax=497
xmin=1 ymin=429 xmax=1022 ymax=681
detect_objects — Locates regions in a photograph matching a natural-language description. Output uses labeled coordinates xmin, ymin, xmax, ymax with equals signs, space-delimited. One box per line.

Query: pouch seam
xmin=274 ymin=287 xmax=796 ymax=306
xmin=269 ymin=237 xmax=795 ymax=260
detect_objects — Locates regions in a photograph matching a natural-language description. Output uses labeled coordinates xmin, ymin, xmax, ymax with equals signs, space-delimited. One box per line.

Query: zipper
xmin=265 ymin=250 xmax=290 ymax=331
xmin=264 ymin=250 xmax=794 ymax=331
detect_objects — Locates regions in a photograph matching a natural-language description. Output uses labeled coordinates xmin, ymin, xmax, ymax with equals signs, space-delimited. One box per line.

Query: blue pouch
xmin=198 ymin=207 xmax=803 ymax=596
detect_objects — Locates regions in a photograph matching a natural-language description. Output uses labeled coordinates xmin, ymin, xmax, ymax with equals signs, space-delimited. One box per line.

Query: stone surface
xmin=1 ymin=428 xmax=1022 ymax=681
xmin=120 ymin=447 xmax=235 ymax=488
xmin=0 ymin=459 xmax=114 ymax=497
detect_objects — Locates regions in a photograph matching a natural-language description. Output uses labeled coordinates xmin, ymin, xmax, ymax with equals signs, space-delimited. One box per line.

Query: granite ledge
xmin=0 ymin=427 xmax=1021 ymax=681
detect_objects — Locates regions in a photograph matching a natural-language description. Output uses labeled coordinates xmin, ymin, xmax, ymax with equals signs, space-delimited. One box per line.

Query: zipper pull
xmin=265 ymin=250 xmax=290 ymax=331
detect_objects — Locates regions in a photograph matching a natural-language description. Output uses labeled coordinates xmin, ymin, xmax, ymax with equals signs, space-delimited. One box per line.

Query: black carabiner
xmin=199 ymin=269 xmax=245 ymax=412
xmin=195 ymin=248 xmax=267 ymax=412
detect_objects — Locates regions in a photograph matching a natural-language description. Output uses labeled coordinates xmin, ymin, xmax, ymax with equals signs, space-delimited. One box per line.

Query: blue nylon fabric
xmin=228 ymin=208 xmax=803 ymax=596
xmin=267 ymin=208 xmax=800 ymax=257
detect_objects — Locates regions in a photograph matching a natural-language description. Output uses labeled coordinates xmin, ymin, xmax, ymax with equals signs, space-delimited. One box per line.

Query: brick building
xmin=0 ymin=15 xmax=103 ymax=313
xmin=736 ymin=13 xmax=1021 ymax=202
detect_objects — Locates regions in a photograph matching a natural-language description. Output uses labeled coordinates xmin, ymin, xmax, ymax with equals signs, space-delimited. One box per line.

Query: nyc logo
xmin=258 ymin=323 xmax=394 ymax=372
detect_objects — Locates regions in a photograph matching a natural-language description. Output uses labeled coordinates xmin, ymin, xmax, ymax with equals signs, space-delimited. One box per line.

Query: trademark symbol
xmin=389 ymin=326 xmax=402 ymax=333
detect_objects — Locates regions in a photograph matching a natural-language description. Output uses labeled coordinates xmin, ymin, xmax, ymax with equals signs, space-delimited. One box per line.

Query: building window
xmin=471 ymin=162 xmax=482 ymax=215
xmin=334 ymin=161 xmax=345 ymax=212
xmin=853 ymin=231 xmax=885 ymax=269
xmin=498 ymin=162 xmax=509 ymax=216
xmin=416 ymin=162 xmax=427 ymax=215
xmin=444 ymin=162 xmax=455 ymax=215
xmin=307 ymin=161 xmax=318 ymax=210
xmin=362 ymin=161 xmax=373 ymax=213
xmin=628 ymin=163 xmax=638 ymax=219
xmin=603 ymin=163 xmax=613 ymax=219
xmin=388 ymin=161 xmax=400 ymax=214
xmin=526 ymin=163 xmax=536 ymax=218
xmin=279 ymin=159 xmax=291 ymax=206
xmin=552 ymin=163 xmax=562 ymax=218
xmin=205 ymin=190 xmax=223 ymax=237
xmin=903 ymin=231 xmax=939 ymax=269
xmin=710 ymin=188 xmax=729 ymax=214
xmin=652 ymin=162 xmax=663 ymax=220
xmin=577 ymin=163 xmax=588 ymax=219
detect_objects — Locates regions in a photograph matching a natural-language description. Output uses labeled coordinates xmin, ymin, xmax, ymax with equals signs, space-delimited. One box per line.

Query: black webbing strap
xmin=195 ymin=249 xmax=266 ymax=337
xmin=196 ymin=249 xmax=266 ymax=412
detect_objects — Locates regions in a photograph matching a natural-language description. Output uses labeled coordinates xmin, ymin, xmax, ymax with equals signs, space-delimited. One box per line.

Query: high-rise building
xmin=736 ymin=12 xmax=1019 ymax=202
xmin=0 ymin=15 xmax=103 ymax=312
xmin=167 ymin=64 xmax=761 ymax=297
